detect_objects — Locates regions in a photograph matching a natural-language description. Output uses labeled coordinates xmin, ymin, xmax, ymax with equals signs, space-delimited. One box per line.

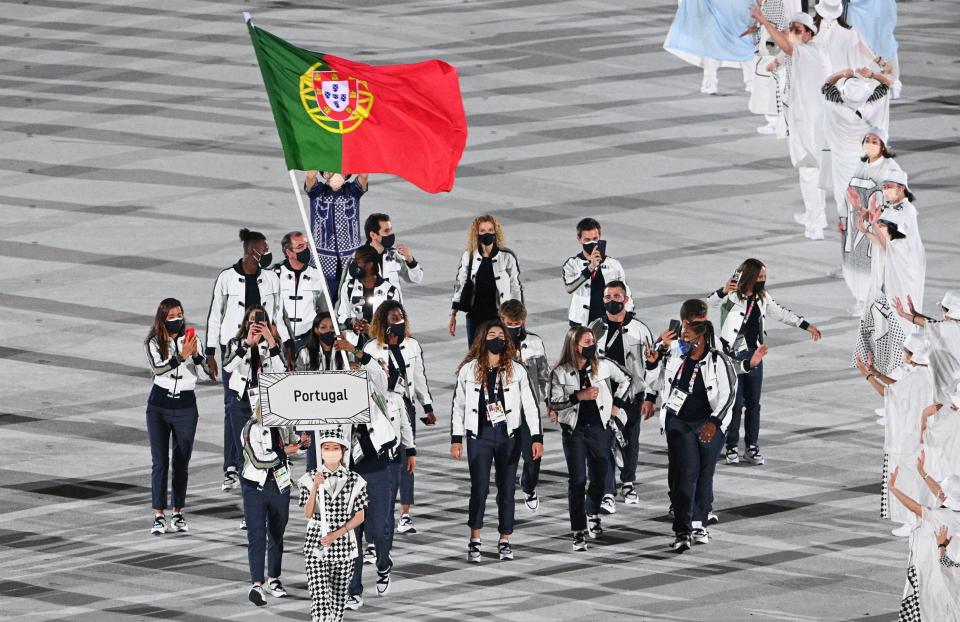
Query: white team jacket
xmin=450 ymin=360 xmax=541 ymax=442
xmin=589 ymin=314 xmax=654 ymax=400
xmin=547 ymin=357 xmax=633 ymax=429
xmin=222 ymin=338 xmax=287 ymax=398
xmin=205 ymin=263 xmax=288 ymax=354
xmin=450 ymin=247 xmax=523 ymax=311
xmin=362 ymin=338 xmax=433 ymax=409
xmin=338 ymin=247 xmax=423 ymax=302
xmin=240 ymin=417 xmax=298 ymax=487
xmin=561 ymin=254 xmax=634 ymax=325
xmin=146 ymin=336 xmax=208 ymax=395
xmin=274 ymin=261 xmax=328 ymax=340
xmin=707 ymin=289 xmax=807 ymax=350
xmin=516 ymin=332 xmax=550 ymax=406
xmin=649 ymin=348 xmax=737 ymax=433
xmin=336 ymin=276 xmax=401 ymax=330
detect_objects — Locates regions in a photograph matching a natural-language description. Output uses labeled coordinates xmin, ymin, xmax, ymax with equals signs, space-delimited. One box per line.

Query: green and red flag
xmin=245 ymin=16 xmax=468 ymax=193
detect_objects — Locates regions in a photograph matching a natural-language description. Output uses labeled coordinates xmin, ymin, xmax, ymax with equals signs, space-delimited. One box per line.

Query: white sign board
xmin=257 ymin=370 xmax=371 ymax=427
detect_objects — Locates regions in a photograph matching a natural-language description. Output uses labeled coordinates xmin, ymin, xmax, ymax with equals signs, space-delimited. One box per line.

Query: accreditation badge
xmin=665 ymin=387 xmax=688 ymax=415
xmin=486 ymin=402 xmax=507 ymax=425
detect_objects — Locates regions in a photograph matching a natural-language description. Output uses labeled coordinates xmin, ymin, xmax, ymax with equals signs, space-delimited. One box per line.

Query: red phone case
xmin=185 ymin=327 xmax=196 ymax=341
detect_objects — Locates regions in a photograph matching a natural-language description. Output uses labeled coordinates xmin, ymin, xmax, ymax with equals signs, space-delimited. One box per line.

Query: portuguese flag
xmin=245 ymin=16 xmax=468 ymax=193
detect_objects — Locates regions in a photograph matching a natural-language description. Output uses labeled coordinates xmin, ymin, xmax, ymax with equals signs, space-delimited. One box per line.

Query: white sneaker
xmin=744 ymin=445 xmax=765 ymax=465
xmin=587 ymin=514 xmax=603 ymax=539
xmin=892 ymin=523 xmax=912 ymax=537
xmin=170 ymin=512 xmax=188 ymax=533
xmin=706 ymin=512 xmax=719 ymax=526
xmin=344 ymin=594 xmax=363 ymax=610
xmin=497 ymin=540 xmax=514 ymax=561
xmin=600 ymin=494 xmax=617 ymax=515
xmin=621 ymin=483 xmax=639 ymax=505
xmin=265 ymin=578 xmax=288 ymax=598
xmin=363 ymin=543 xmax=375 ymax=565
xmin=725 ymin=447 xmax=740 ymax=465
xmin=805 ymin=228 xmax=825 ymax=241
xmin=151 ymin=515 xmax=166 ymax=536
xmin=757 ymin=122 xmax=777 ymax=135
xmin=222 ymin=469 xmax=239 ymax=492
xmin=524 ymin=490 xmax=539 ymax=512
xmin=691 ymin=527 xmax=710 ymax=544
xmin=396 ymin=514 xmax=416 ymax=534
xmin=572 ymin=530 xmax=588 ymax=551
xmin=467 ymin=539 xmax=482 ymax=563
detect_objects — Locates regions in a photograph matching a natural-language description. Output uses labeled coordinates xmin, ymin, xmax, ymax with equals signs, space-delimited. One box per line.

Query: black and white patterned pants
xmin=306 ymin=555 xmax=354 ymax=622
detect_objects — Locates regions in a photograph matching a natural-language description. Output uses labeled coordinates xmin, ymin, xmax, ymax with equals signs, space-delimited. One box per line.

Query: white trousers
xmin=701 ymin=59 xmax=753 ymax=91
xmin=799 ymin=167 xmax=827 ymax=230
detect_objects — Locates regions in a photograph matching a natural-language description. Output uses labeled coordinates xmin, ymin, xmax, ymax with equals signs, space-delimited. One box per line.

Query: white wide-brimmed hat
xmin=816 ymin=0 xmax=843 ymax=20
xmin=902 ymin=335 xmax=931 ymax=365
xmin=789 ymin=12 xmax=818 ymax=35
xmin=863 ymin=126 xmax=889 ymax=148
xmin=941 ymin=291 xmax=960 ymax=319
xmin=840 ymin=77 xmax=874 ymax=110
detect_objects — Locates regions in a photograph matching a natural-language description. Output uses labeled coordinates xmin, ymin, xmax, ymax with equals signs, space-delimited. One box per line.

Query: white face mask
xmin=327 ymin=173 xmax=346 ymax=191
xmin=883 ymin=187 xmax=902 ymax=203
xmin=322 ymin=448 xmax=343 ymax=468
xmin=863 ymin=142 xmax=881 ymax=159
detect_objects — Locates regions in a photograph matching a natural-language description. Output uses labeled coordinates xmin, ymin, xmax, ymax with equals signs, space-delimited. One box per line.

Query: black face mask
xmin=165 ymin=319 xmax=184 ymax=335
xmin=506 ymin=325 xmax=525 ymax=345
xmin=253 ymin=251 xmax=272 ymax=269
xmin=582 ymin=242 xmax=598 ymax=255
xmin=318 ymin=331 xmax=336 ymax=347
xmin=753 ymin=281 xmax=766 ymax=294
xmin=478 ymin=232 xmax=496 ymax=246
xmin=380 ymin=233 xmax=396 ymax=249
xmin=604 ymin=300 xmax=625 ymax=315
xmin=486 ymin=337 xmax=506 ymax=355
xmin=387 ymin=321 xmax=405 ymax=341
xmin=295 ymin=248 xmax=311 ymax=264
xmin=348 ymin=262 xmax=365 ymax=280
xmin=581 ymin=345 xmax=597 ymax=360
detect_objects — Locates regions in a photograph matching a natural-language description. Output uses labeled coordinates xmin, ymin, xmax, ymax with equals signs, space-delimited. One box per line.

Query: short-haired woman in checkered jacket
xmin=297 ymin=428 xmax=368 ymax=622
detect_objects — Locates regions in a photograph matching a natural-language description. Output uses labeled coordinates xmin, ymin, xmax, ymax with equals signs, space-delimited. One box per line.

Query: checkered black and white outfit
xmin=299 ymin=468 xmax=369 ymax=622
xmin=898 ymin=565 xmax=922 ymax=622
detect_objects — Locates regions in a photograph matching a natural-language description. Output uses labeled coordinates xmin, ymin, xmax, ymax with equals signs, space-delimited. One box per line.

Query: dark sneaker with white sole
xmin=170 ymin=513 xmax=188 ymax=533
xmin=498 ymin=540 xmax=514 ymax=560
xmin=248 ymin=585 xmax=267 ymax=607
xmin=621 ymin=483 xmax=639 ymax=504
xmin=671 ymin=534 xmax=691 ymax=553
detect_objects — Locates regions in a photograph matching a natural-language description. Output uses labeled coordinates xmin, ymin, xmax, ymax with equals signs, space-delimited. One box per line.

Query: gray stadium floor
xmin=2 ymin=1 xmax=959 ymax=620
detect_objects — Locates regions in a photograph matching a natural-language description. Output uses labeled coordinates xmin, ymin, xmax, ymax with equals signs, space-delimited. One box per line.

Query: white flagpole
xmin=288 ymin=170 xmax=354 ymax=468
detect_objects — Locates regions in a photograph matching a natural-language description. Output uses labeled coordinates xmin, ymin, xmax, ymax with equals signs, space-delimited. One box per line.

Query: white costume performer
xmin=664 ymin=0 xmax=755 ymax=95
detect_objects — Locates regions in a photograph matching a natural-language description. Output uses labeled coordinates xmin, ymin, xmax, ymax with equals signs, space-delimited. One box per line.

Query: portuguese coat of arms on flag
xmin=246 ymin=18 xmax=468 ymax=193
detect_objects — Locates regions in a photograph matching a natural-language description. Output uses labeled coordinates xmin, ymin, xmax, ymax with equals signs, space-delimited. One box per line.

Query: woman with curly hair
xmin=449 ymin=215 xmax=523 ymax=348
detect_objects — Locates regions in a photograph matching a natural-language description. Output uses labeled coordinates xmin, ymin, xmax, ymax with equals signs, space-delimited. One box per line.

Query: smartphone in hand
xmin=668 ymin=319 xmax=682 ymax=336
xmin=732 ymin=269 xmax=742 ymax=284
xmin=598 ymin=239 xmax=607 ymax=256
xmin=185 ymin=327 xmax=196 ymax=342
xmin=254 ymin=310 xmax=267 ymax=324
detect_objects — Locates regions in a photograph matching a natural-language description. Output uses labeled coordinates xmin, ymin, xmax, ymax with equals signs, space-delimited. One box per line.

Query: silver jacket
xmin=547 ymin=357 xmax=633 ymax=429
xmin=561 ymin=254 xmax=633 ymax=325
